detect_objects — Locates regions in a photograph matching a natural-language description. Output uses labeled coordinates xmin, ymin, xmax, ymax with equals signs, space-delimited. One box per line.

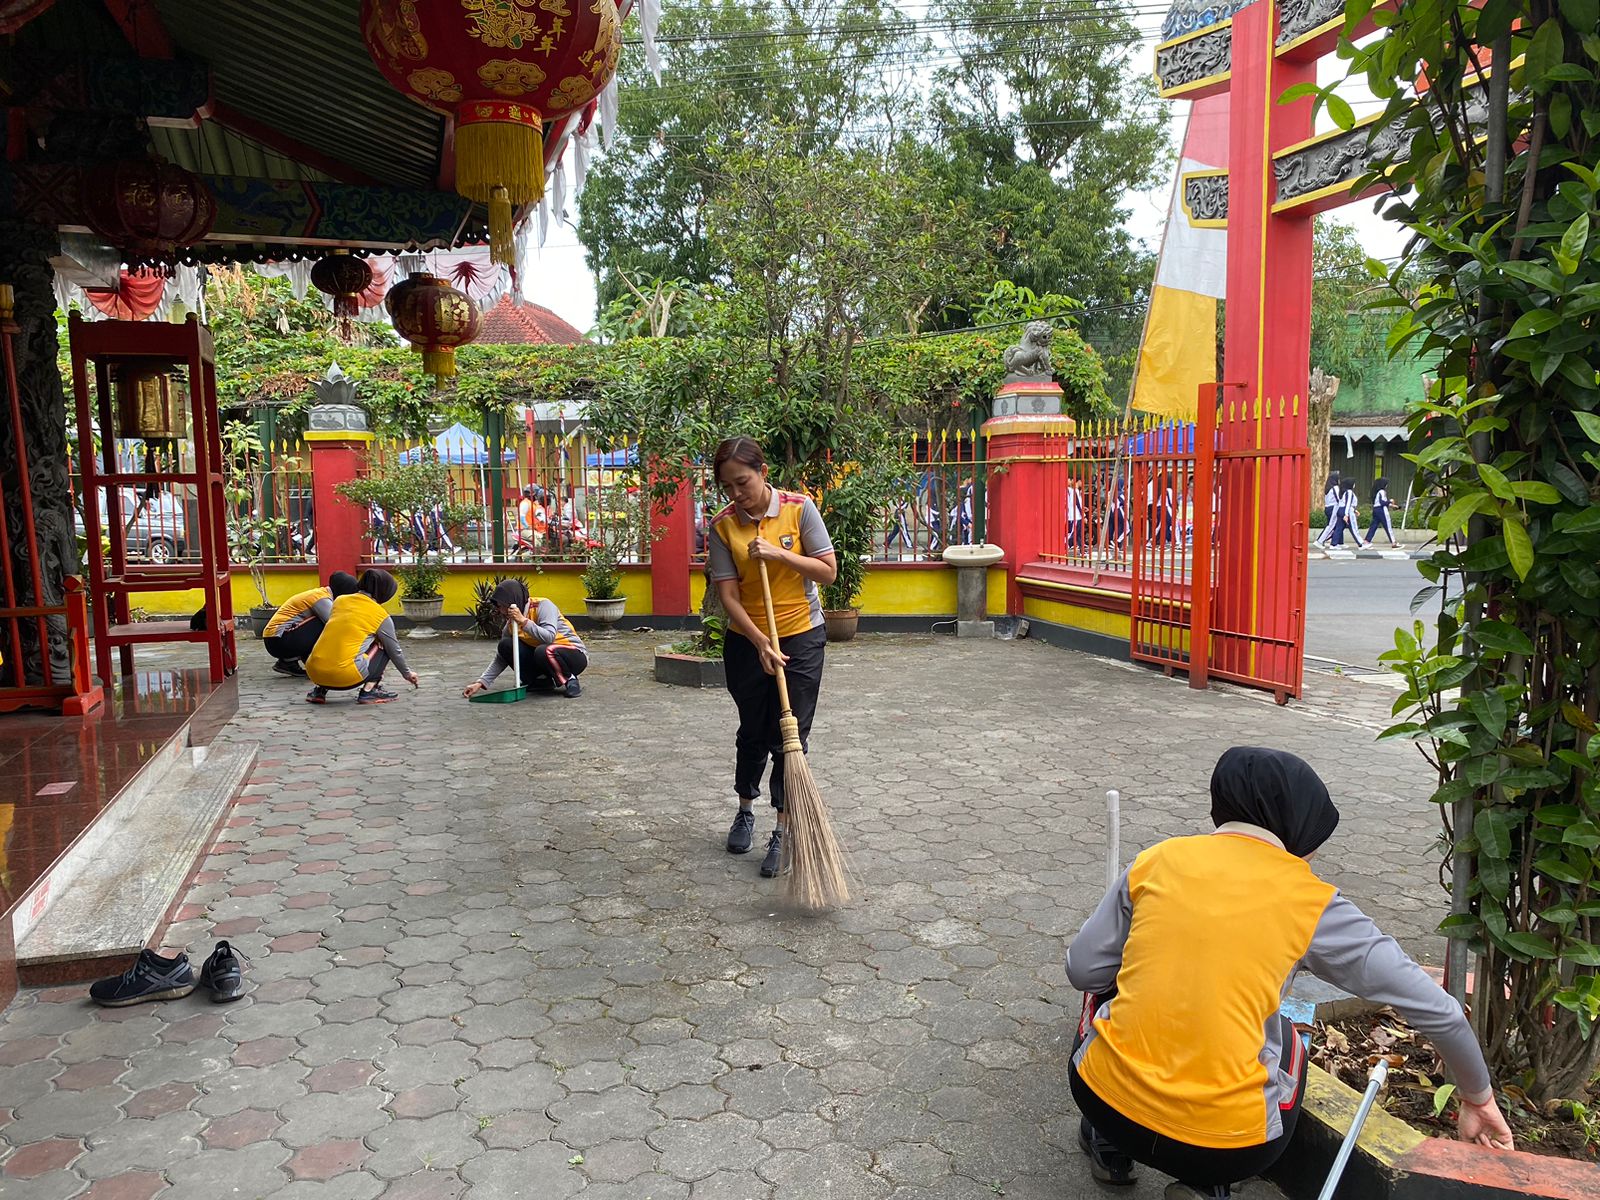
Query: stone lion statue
xmin=1002 ymin=320 xmax=1054 ymax=382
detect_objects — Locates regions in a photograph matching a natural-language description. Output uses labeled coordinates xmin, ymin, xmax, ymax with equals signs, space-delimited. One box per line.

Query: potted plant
xmin=819 ymin=470 xmax=878 ymax=643
xmin=582 ymin=544 xmax=626 ymax=628
xmin=222 ymin=420 xmax=291 ymax=636
xmin=395 ymin=554 xmax=446 ymax=637
xmin=820 ymin=550 xmax=864 ymax=642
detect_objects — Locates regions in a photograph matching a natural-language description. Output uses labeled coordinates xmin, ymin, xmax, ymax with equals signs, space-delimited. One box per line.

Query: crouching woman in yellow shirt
xmin=263 ymin=571 xmax=357 ymax=677
xmin=705 ymin=436 xmax=836 ymax=880
xmin=304 ymin=569 xmax=419 ymax=705
xmin=1065 ymin=747 xmax=1512 ymax=1199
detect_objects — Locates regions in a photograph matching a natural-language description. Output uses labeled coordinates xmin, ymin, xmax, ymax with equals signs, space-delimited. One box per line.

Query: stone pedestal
xmin=942 ymin=544 xmax=1004 ymax=638
xmin=992 ymin=379 xmax=1065 ymax=417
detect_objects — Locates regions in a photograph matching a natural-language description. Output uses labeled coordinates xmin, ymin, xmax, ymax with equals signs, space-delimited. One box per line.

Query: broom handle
xmin=756 ymin=557 xmax=795 ymax=717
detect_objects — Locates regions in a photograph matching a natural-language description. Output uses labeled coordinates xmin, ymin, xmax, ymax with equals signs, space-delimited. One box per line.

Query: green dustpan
xmin=468 ymin=631 xmax=529 ymax=703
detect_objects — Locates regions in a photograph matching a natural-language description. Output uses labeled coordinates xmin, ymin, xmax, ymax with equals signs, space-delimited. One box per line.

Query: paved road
xmin=0 ymin=634 xmax=1459 ymax=1200
xmin=1305 ymin=557 xmax=1444 ymax=670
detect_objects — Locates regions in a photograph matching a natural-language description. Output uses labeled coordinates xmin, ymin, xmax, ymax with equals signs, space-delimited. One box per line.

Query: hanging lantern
xmin=114 ymin=364 xmax=189 ymax=440
xmin=360 ymin=0 xmax=623 ymax=264
xmin=82 ymin=160 xmax=216 ymax=275
xmin=386 ymin=272 xmax=481 ymax=382
xmin=310 ymin=251 xmax=375 ymax=320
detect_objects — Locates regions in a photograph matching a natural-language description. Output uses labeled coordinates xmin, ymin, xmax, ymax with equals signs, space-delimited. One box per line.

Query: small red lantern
xmin=386 ymin=272 xmax=480 ymax=381
xmin=310 ymin=251 xmax=375 ymax=320
xmin=361 ymin=0 xmax=623 ymax=264
xmin=82 ymin=160 xmax=215 ymax=274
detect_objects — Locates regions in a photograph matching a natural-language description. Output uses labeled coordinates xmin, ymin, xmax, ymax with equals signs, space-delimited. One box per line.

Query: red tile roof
xmin=476 ymin=294 xmax=585 ymax=345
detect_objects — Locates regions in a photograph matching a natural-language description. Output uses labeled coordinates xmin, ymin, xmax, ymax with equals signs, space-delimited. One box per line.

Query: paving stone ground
xmin=0 ymin=633 xmax=1448 ymax=1199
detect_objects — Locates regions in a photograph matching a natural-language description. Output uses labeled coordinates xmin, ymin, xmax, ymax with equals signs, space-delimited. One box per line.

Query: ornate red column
xmin=983 ymin=415 xmax=1075 ymax=613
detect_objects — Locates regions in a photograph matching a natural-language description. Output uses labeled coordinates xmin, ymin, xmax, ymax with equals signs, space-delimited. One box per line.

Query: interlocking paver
xmin=0 ymin=636 xmax=1456 ymax=1197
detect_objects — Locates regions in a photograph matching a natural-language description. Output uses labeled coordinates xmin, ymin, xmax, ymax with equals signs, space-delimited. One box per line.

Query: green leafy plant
xmin=1338 ymin=0 xmax=1600 ymax=1102
xmin=395 ymin=560 xmax=451 ymax=604
xmin=581 ymin=544 xmax=622 ymax=601
xmin=221 ymin=420 xmax=291 ymax=607
xmin=334 ymin=455 xmax=476 ymax=552
xmin=671 ymin=613 xmax=726 ymax=659
xmin=394 ymin=554 xmax=445 ymax=601
xmin=467 ymin=574 xmax=521 ymax=638
xmin=818 ymin=466 xmax=888 ymax=612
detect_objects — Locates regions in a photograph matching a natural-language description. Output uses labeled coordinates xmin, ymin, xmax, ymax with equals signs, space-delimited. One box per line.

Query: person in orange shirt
xmin=1065 ymin=747 xmax=1513 ymax=1198
xmin=705 ymin=436 xmax=837 ymax=879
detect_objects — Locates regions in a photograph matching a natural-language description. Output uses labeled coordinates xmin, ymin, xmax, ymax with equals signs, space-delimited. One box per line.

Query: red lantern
xmin=82 ymin=160 xmax=215 ymax=273
xmin=310 ymin=252 xmax=375 ymax=320
xmin=361 ymin=0 xmax=623 ymax=263
xmin=386 ymin=272 xmax=481 ymax=381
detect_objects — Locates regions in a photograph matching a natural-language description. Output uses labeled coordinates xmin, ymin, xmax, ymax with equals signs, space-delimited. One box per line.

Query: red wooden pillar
xmin=305 ymin=431 xmax=373 ymax=583
xmin=649 ymin=472 xmax=694 ymax=619
xmin=1215 ymin=0 xmax=1314 ymax=693
xmin=982 ymin=415 xmax=1075 ymax=613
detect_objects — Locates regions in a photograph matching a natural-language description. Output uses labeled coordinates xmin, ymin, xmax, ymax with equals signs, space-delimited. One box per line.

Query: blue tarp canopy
xmin=1130 ymin=422 xmax=1196 ymax=455
xmin=398 ymin=422 xmax=514 ymax=466
xmin=584 ymin=446 xmax=638 ymax=469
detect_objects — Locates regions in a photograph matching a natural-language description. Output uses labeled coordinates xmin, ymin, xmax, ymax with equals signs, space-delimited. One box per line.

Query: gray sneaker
xmin=760 ymin=829 xmax=784 ymax=878
xmin=89 ymin=949 xmax=196 ymax=1007
xmin=727 ymin=808 xmax=755 ymax=854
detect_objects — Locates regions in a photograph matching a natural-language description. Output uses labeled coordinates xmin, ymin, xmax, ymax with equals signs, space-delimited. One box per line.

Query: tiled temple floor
xmin=0 ymin=633 xmax=1447 ymax=1199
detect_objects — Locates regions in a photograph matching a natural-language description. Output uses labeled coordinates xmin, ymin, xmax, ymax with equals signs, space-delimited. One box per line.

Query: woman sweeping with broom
xmin=706 ymin=436 xmax=840 ymax=885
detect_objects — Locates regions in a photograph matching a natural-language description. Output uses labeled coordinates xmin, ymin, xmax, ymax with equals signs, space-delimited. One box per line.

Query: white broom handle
xmin=1316 ymin=1058 xmax=1389 ymax=1200
xmin=1106 ymin=790 xmax=1121 ymax=892
xmin=513 ymin=613 xmax=521 ymax=689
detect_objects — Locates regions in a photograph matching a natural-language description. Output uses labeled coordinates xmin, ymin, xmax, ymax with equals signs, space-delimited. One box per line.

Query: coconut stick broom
xmin=757 ymin=558 xmax=850 ymax=910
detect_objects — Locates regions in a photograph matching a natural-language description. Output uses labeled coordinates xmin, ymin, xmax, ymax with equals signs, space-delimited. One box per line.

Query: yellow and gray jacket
xmin=1066 ymin=829 xmax=1492 ymax=1149
xmin=477 ymin=598 xmax=585 ymax=687
xmin=305 ymin=593 xmax=410 ymax=689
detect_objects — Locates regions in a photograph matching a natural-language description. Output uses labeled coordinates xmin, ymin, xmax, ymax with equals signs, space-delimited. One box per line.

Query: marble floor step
xmin=15 ymin=743 xmax=258 ymax=985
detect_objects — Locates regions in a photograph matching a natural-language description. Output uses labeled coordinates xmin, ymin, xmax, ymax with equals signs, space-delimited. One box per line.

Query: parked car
xmin=74 ymin=489 xmax=191 ymax=564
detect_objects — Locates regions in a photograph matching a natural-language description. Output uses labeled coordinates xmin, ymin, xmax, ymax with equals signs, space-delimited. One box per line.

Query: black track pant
xmin=725 ymin=625 xmax=825 ymax=811
xmin=1070 ymin=989 xmax=1307 ymax=1189
xmin=494 ymin=634 xmax=588 ymax=685
xmin=264 ymin=618 xmax=324 ymax=664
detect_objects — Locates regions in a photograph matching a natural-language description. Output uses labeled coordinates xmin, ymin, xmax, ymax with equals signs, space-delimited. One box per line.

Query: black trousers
xmin=1070 ymin=992 xmax=1307 ymax=1189
xmin=264 ymin=618 xmax=323 ymax=664
xmin=725 ymin=625 xmax=825 ymax=811
xmin=494 ymin=634 xmax=588 ymax=684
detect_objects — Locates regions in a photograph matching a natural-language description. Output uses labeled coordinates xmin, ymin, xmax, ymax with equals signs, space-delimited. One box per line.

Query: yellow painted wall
xmin=137 ymin=566 xmax=653 ymax=621
xmin=132 ymin=562 xmax=1003 ymax=622
xmin=1021 ymin=587 xmax=1133 ymax=641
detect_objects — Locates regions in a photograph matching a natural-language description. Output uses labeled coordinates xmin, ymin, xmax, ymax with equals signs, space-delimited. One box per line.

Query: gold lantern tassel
xmin=422 ymin=349 xmax=458 ymax=380
xmin=489 ymin=186 xmax=514 ymax=266
xmin=455 ymin=116 xmax=544 ymax=267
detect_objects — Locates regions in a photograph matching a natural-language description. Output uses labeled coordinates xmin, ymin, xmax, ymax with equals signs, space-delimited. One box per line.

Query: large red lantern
xmin=361 ymin=0 xmax=623 ymax=264
xmin=82 ymin=160 xmax=216 ymax=273
xmin=386 ymin=272 xmax=481 ymax=382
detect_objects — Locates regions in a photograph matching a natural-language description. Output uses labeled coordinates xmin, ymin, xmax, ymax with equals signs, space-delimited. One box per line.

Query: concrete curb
xmin=1266 ymin=1066 xmax=1597 ymax=1200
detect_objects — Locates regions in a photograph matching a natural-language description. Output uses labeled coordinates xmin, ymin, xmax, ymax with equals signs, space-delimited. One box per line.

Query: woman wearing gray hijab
xmin=1065 ymin=747 xmax=1512 ymax=1199
xmin=461 ymin=578 xmax=587 ymax=699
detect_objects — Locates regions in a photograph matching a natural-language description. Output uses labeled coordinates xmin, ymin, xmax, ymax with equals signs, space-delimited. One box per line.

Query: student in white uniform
xmin=1313 ymin=473 xmax=1341 ymax=547
xmin=1365 ymin=476 xmax=1400 ymax=547
xmin=1332 ymin=478 xmax=1370 ymax=548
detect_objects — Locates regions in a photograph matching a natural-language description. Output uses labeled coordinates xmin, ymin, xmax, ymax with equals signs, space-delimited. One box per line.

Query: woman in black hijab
xmin=1064 ymin=747 xmax=1512 ymax=1198
xmin=461 ymin=579 xmax=588 ymax=699
xmin=304 ymin=569 xmax=419 ymax=704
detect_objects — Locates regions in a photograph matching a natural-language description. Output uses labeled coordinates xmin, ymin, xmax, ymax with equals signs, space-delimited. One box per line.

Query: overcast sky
xmin=523 ymin=12 xmax=1410 ymax=334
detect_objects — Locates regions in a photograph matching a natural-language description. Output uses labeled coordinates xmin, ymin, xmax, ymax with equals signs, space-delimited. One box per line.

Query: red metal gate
xmin=1131 ymin=387 xmax=1309 ymax=703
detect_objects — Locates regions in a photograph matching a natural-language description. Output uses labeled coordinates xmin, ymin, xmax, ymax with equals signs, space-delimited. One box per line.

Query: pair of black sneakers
xmin=88 ymin=942 xmax=245 ymax=1007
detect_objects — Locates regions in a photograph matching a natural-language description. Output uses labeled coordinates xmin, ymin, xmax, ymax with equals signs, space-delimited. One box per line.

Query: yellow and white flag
xmin=1130 ymin=96 xmax=1229 ymax=421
